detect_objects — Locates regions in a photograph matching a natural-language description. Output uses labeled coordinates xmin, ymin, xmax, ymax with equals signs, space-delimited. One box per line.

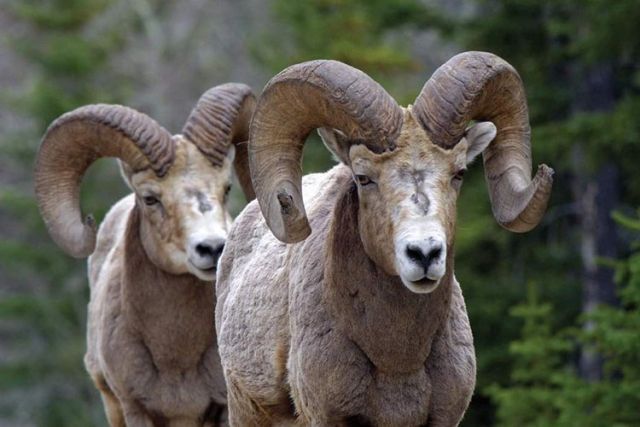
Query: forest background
xmin=1 ymin=0 xmax=639 ymax=425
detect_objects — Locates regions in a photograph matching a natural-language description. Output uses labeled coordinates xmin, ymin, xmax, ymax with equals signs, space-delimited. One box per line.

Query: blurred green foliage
xmin=257 ymin=0 xmax=449 ymax=77
xmin=13 ymin=0 xmax=110 ymax=30
xmin=489 ymin=211 xmax=640 ymax=426
xmin=1 ymin=0 xmax=639 ymax=425
xmin=0 ymin=0 xmax=127 ymax=425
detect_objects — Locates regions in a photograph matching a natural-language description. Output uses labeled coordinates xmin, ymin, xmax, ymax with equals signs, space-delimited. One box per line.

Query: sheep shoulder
xmin=216 ymin=165 xmax=350 ymax=418
xmin=85 ymin=194 xmax=133 ymax=379
xmin=88 ymin=194 xmax=133 ymax=288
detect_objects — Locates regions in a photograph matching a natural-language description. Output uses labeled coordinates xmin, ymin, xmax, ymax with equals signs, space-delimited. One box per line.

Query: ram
xmin=216 ymin=52 xmax=553 ymax=426
xmin=35 ymin=84 xmax=255 ymax=426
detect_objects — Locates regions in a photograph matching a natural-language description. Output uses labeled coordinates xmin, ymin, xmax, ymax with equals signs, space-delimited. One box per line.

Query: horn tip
xmin=496 ymin=165 xmax=554 ymax=234
xmin=262 ymin=187 xmax=311 ymax=244
xmin=273 ymin=223 xmax=312 ymax=244
xmin=85 ymin=214 xmax=97 ymax=230
xmin=275 ymin=191 xmax=311 ymax=243
xmin=536 ymin=163 xmax=555 ymax=181
xmin=56 ymin=228 xmax=97 ymax=258
xmin=59 ymin=217 xmax=97 ymax=258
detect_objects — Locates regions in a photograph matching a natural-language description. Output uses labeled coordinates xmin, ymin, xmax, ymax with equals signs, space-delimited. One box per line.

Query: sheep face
xmin=331 ymin=109 xmax=495 ymax=294
xmin=125 ymin=136 xmax=234 ymax=281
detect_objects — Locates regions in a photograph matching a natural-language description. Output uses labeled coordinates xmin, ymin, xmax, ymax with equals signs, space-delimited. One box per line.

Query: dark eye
xmin=223 ymin=185 xmax=231 ymax=202
xmin=355 ymin=174 xmax=373 ymax=186
xmin=453 ymin=169 xmax=466 ymax=181
xmin=143 ymin=195 xmax=160 ymax=206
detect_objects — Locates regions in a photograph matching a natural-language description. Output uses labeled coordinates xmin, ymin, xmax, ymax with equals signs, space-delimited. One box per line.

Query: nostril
xmin=195 ymin=242 xmax=225 ymax=260
xmin=195 ymin=243 xmax=214 ymax=258
xmin=406 ymin=243 xmax=443 ymax=272
xmin=406 ymin=245 xmax=426 ymax=264
xmin=212 ymin=243 xmax=225 ymax=260
xmin=425 ymin=245 xmax=442 ymax=266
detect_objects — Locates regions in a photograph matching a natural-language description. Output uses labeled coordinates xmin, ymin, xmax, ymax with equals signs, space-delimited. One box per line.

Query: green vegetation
xmin=0 ymin=0 xmax=127 ymax=424
xmin=489 ymin=211 xmax=640 ymax=426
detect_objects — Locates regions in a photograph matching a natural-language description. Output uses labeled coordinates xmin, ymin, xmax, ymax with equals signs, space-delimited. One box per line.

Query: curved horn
xmin=249 ymin=60 xmax=403 ymax=243
xmin=413 ymin=51 xmax=553 ymax=232
xmin=182 ymin=83 xmax=257 ymax=200
xmin=34 ymin=105 xmax=174 ymax=258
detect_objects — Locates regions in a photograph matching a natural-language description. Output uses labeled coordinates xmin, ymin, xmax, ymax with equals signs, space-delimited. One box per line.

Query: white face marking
xmin=184 ymin=198 xmax=228 ymax=281
xmin=392 ymin=181 xmax=448 ymax=294
xmin=129 ymin=136 xmax=234 ymax=281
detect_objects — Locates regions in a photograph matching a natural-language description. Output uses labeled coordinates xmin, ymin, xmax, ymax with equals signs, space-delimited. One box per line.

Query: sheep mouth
xmin=188 ymin=261 xmax=217 ymax=279
xmin=411 ymin=277 xmax=438 ymax=288
xmin=401 ymin=276 xmax=440 ymax=294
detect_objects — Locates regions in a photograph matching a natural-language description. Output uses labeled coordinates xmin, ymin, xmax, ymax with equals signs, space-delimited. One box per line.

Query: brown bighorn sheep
xmin=34 ymin=84 xmax=255 ymax=426
xmin=216 ymin=52 xmax=553 ymax=426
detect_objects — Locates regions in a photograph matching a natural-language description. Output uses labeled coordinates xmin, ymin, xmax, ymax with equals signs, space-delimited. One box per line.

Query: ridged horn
xmin=249 ymin=60 xmax=403 ymax=243
xmin=34 ymin=104 xmax=174 ymax=258
xmin=182 ymin=83 xmax=257 ymax=200
xmin=413 ymin=51 xmax=553 ymax=232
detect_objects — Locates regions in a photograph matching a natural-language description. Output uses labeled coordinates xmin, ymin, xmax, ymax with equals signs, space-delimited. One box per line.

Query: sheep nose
xmin=406 ymin=242 xmax=443 ymax=274
xmin=196 ymin=241 xmax=224 ymax=260
xmin=190 ymin=237 xmax=226 ymax=269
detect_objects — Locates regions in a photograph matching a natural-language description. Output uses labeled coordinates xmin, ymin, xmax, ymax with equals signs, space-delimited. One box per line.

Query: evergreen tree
xmin=489 ymin=211 xmax=640 ymax=427
xmin=0 ymin=1 xmax=129 ymax=424
xmin=487 ymin=283 xmax=572 ymax=426
xmin=559 ymin=210 xmax=640 ymax=426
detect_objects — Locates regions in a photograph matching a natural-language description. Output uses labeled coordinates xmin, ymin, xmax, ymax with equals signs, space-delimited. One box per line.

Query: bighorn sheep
xmin=216 ymin=52 xmax=553 ymax=426
xmin=34 ymin=84 xmax=255 ymax=426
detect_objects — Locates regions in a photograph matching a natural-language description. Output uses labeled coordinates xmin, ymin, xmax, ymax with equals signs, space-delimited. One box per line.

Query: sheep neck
xmin=122 ymin=206 xmax=216 ymax=373
xmin=323 ymin=180 xmax=453 ymax=374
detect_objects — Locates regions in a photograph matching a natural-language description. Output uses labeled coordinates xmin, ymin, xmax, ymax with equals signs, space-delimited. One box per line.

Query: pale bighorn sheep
xmin=34 ymin=84 xmax=255 ymax=426
xmin=216 ymin=52 xmax=553 ymax=426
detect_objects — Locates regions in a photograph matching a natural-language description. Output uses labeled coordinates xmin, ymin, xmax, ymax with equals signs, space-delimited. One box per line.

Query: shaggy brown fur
xmin=86 ymin=199 xmax=227 ymax=426
xmin=216 ymin=164 xmax=476 ymax=426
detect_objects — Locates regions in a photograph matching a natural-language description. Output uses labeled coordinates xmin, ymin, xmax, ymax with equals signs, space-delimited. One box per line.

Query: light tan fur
xmin=216 ymin=109 xmax=495 ymax=425
xmin=85 ymin=138 xmax=235 ymax=426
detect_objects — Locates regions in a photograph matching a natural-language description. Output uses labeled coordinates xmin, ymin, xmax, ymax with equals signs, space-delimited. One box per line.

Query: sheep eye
xmin=355 ymin=174 xmax=373 ymax=186
xmin=453 ymin=169 xmax=466 ymax=181
xmin=224 ymin=184 xmax=231 ymax=202
xmin=143 ymin=195 xmax=160 ymax=206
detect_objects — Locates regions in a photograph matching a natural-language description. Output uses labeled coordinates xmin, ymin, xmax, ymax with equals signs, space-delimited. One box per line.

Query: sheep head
xmin=249 ymin=53 xmax=554 ymax=293
xmin=35 ymin=83 xmax=255 ymax=281
xmin=320 ymin=112 xmax=497 ymax=292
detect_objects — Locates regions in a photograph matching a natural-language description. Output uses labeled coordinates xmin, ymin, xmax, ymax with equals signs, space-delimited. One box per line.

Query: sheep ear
xmin=118 ymin=160 xmax=134 ymax=190
xmin=465 ymin=121 xmax=496 ymax=164
xmin=318 ymin=128 xmax=351 ymax=165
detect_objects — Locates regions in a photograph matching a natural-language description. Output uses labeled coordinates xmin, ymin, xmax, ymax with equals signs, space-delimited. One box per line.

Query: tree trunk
xmin=571 ymin=63 xmax=619 ymax=381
